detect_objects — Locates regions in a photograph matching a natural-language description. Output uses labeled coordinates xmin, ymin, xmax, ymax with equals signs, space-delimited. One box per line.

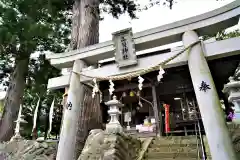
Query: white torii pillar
xmin=182 ymin=31 xmax=237 ymax=160
xmin=56 ymin=60 xmax=86 ymax=160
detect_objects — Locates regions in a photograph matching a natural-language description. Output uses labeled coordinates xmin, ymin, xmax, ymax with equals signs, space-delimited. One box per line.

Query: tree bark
xmin=71 ymin=0 xmax=99 ymax=48
xmin=77 ymin=0 xmax=99 ymax=48
xmin=72 ymin=0 xmax=101 ymax=158
xmin=152 ymin=85 xmax=161 ymax=136
xmin=0 ymin=58 xmax=29 ymax=142
xmin=70 ymin=0 xmax=81 ymax=50
xmin=74 ymin=86 xmax=102 ymax=158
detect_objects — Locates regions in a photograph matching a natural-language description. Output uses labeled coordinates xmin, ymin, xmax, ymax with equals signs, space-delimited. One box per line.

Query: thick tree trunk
xmin=77 ymin=0 xmax=99 ymax=48
xmin=72 ymin=0 xmax=101 ymax=158
xmin=0 ymin=58 xmax=29 ymax=142
xmin=70 ymin=0 xmax=81 ymax=50
xmin=70 ymin=0 xmax=99 ymax=48
xmin=74 ymin=86 xmax=102 ymax=158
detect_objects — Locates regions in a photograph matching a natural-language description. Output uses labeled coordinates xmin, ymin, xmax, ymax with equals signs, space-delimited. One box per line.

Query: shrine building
xmin=47 ymin=1 xmax=240 ymax=160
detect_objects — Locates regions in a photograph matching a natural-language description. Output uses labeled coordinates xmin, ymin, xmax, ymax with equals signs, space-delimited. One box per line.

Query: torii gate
xmin=47 ymin=1 xmax=240 ymax=160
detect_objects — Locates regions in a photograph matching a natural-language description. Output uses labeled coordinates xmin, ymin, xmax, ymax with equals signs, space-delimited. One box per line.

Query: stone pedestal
xmin=10 ymin=134 xmax=24 ymax=142
xmin=223 ymin=77 xmax=240 ymax=123
xmin=105 ymin=96 xmax=123 ymax=134
xmin=183 ymin=31 xmax=237 ymax=160
xmin=78 ymin=129 xmax=141 ymax=160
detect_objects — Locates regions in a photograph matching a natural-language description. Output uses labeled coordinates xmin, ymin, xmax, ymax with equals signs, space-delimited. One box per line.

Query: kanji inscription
xmin=199 ymin=81 xmax=211 ymax=92
xmin=121 ymin=36 xmax=129 ymax=60
xmin=112 ymin=28 xmax=137 ymax=68
xmin=66 ymin=102 xmax=72 ymax=110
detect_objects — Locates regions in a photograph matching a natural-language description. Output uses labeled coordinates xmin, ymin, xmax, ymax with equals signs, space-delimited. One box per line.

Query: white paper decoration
xmin=109 ymin=80 xmax=115 ymax=96
xmin=92 ymin=78 xmax=99 ymax=98
xmin=157 ymin=66 xmax=165 ymax=82
xmin=138 ymin=76 xmax=144 ymax=90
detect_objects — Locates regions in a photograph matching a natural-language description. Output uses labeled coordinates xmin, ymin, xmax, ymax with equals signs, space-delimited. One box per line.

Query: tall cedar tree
xmin=0 ymin=0 xmax=71 ymax=141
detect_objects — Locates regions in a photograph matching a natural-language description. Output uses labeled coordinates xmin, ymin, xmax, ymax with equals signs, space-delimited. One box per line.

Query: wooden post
xmin=183 ymin=30 xmax=237 ymax=160
xmin=56 ymin=60 xmax=86 ymax=160
xmin=152 ymin=85 xmax=161 ymax=137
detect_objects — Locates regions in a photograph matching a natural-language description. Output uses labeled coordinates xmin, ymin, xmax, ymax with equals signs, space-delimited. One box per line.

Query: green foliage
xmin=0 ymin=0 xmax=71 ymax=138
xmin=215 ymin=29 xmax=240 ymax=40
xmin=0 ymin=101 xmax=3 ymax=113
xmin=0 ymin=0 xmax=71 ymax=55
xmin=0 ymin=0 xmax=72 ymax=84
xmin=98 ymin=0 xmax=174 ymax=19
xmin=203 ymin=29 xmax=240 ymax=41
xmin=22 ymin=54 xmax=63 ymax=138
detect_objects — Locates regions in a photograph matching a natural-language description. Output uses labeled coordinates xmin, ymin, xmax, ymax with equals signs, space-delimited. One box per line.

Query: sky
xmin=99 ymin=0 xmax=238 ymax=42
xmin=96 ymin=0 xmax=239 ymax=63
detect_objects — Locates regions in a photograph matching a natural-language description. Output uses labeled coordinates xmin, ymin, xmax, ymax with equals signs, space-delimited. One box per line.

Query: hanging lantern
xmin=129 ymin=91 xmax=135 ymax=97
xmin=157 ymin=65 xmax=165 ymax=82
xmin=122 ymin=92 xmax=127 ymax=97
xmin=132 ymin=109 xmax=136 ymax=116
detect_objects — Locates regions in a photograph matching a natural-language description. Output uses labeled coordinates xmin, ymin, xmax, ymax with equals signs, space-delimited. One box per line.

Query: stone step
xmin=148 ymin=144 xmax=199 ymax=153
xmin=153 ymin=136 xmax=196 ymax=141
xmin=145 ymin=158 xmax=199 ymax=160
xmin=146 ymin=151 xmax=211 ymax=159
xmin=151 ymin=142 xmax=198 ymax=147
xmin=148 ymin=144 xmax=211 ymax=157
xmin=149 ymin=143 xmax=200 ymax=148
xmin=145 ymin=152 xmax=200 ymax=159
xmin=153 ymin=138 xmax=198 ymax=145
xmin=145 ymin=155 xmax=212 ymax=160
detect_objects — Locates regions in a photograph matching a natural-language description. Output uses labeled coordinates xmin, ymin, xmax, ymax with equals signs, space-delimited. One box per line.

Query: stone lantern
xmin=223 ymin=76 xmax=240 ymax=123
xmin=105 ymin=95 xmax=124 ymax=133
xmin=10 ymin=104 xmax=27 ymax=141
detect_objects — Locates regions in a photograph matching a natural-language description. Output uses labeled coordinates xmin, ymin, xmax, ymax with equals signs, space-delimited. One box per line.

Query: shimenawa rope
xmin=72 ymin=40 xmax=200 ymax=81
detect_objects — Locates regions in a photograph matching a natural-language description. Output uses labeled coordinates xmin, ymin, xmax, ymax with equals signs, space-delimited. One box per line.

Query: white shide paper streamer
xmin=32 ymin=97 xmax=40 ymax=133
xmin=47 ymin=98 xmax=55 ymax=136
